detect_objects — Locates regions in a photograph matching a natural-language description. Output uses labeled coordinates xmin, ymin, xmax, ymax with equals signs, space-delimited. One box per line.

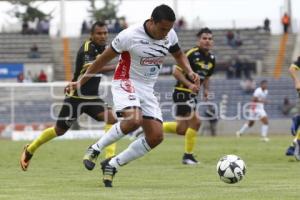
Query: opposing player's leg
xmin=20 ymin=126 xmax=66 ymax=171
xmin=286 ymin=115 xmax=300 ymax=156
xmin=20 ymin=97 xmax=77 ymax=171
xmin=182 ymin=112 xmax=201 ymax=165
xmin=236 ymin=120 xmax=254 ymax=137
xmin=294 ymin=129 xmax=300 ymax=160
xmin=163 ymin=121 xmax=177 ymax=133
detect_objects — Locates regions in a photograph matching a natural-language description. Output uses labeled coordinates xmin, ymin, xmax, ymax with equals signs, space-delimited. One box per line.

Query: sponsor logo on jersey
xmin=144 ymin=67 xmax=159 ymax=77
xmin=128 ymin=94 xmax=136 ymax=100
xmin=140 ymin=57 xmax=164 ymax=66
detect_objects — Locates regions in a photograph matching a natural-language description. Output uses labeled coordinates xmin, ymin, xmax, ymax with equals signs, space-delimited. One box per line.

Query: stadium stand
xmin=0 ymin=33 xmax=53 ymax=63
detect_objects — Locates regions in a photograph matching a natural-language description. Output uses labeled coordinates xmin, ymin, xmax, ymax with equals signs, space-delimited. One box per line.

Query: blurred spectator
xmin=226 ymin=30 xmax=235 ymax=47
xmin=233 ymin=57 xmax=243 ymax=78
xmin=81 ymin=20 xmax=89 ymax=34
xmin=24 ymin=71 xmax=33 ymax=83
xmin=280 ymin=96 xmax=295 ymax=116
xmin=263 ymin=18 xmax=270 ymax=33
xmin=242 ymin=58 xmax=252 ymax=79
xmin=28 ymin=43 xmax=41 ymax=58
xmin=119 ymin=17 xmax=128 ymax=30
xmin=17 ymin=72 xmax=24 ymax=82
xmin=38 ymin=19 xmax=50 ymax=35
xmin=22 ymin=20 xmax=29 ymax=34
xmin=204 ymin=105 xmax=218 ymax=136
xmin=226 ymin=65 xmax=235 ymax=79
xmin=175 ymin=17 xmax=187 ymax=31
xmin=240 ymin=78 xmax=256 ymax=94
xmin=281 ymin=13 xmax=290 ymax=34
xmin=113 ymin=19 xmax=122 ymax=33
xmin=235 ymin=31 xmax=243 ymax=47
xmin=33 ymin=73 xmax=39 ymax=82
xmin=38 ymin=70 xmax=47 ymax=82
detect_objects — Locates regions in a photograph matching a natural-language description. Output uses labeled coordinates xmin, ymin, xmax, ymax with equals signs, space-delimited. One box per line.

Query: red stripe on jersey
xmin=250 ymin=103 xmax=256 ymax=111
xmin=114 ymin=51 xmax=131 ymax=80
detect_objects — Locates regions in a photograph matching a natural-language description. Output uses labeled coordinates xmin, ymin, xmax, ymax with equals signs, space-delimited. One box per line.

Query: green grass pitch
xmin=0 ymin=135 xmax=299 ymax=200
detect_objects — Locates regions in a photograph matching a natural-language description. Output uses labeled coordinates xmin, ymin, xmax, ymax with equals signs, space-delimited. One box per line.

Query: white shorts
xmin=247 ymin=108 xmax=267 ymax=120
xmin=111 ymin=79 xmax=163 ymax=122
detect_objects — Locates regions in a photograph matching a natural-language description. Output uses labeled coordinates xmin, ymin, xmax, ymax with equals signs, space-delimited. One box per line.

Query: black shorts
xmin=56 ymin=97 xmax=106 ymax=130
xmin=173 ymin=90 xmax=197 ymax=117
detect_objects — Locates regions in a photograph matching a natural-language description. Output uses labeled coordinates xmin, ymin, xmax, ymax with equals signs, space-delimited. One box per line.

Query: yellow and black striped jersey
xmin=175 ymin=47 xmax=216 ymax=92
xmin=69 ymin=39 xmax=106 ymax=99
xmin=291 ymin=56 xmax=300 ymax=70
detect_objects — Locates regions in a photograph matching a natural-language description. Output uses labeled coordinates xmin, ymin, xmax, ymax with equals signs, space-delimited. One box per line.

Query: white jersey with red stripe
xmin=111 ymin=21 xmax=179 ymax=87
xmin=109 ymin=21 xmax=180 ymax=120
xmin=252 ymin=87 xmax=268 ymax=110
xmin=247 ymin=87 xmax=268 ymax=120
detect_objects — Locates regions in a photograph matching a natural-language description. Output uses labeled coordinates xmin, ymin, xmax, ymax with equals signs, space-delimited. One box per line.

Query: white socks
xmin=109 ymin=136 xmax=151 ymax=169
xmin=238 ymin=123 xmax=269 ymax=138
xmin=92 ymin=122 xmax=124 ymax=151
xmin=238 ymin=123 xmax=249 ymax=135
xmin=261 ymin=125 xmax=269 ymax=138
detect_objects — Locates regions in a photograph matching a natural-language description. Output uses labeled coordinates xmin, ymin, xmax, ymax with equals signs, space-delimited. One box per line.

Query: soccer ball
xmin=216 ymin=154 xmax=246 ymax=184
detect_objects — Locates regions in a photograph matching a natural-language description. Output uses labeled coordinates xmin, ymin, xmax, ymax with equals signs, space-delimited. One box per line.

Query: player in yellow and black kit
xmin=163 ymin=27 xmax=215 ymax=164
xmin=20 ymin=21 xmax=118 ymax=171
xmin=286 ymin=56 xmax=300 ymax=160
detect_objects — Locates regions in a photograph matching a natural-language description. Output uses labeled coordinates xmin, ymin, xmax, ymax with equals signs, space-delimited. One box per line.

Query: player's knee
xmin=127 ymin=118 xmax=143 ymax=130
xmin=193 ymin=120 xmax=201 ymax=130
xmin=176 ymin=128 xmax=186 ymax=135
xmin=248 ymin=121 xmax=254 ymax=127
xmin=147 ymin=134 xmax=164 ymax=148
xmin=155 ymin=134 xmax=164 ymax=145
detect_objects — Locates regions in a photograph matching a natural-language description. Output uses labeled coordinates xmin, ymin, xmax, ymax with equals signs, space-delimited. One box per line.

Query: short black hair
xmin=196 ymin=27 xmax=213 ymax=37
xmin=91 ymin=21 xmax=106 ymax=33
xmin=151 ymin=4 xmax=176 ymax=23
xmin=261 ymin=80 xmax=268 ymax=85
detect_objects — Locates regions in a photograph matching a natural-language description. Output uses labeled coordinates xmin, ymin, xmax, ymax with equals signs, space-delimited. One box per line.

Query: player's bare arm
xmin=82 ymin=64 xmax=115 ymax=73
xmin=289 ymin=64 xmax=300 ymax=90
xmin=172 ymin=66 xmax=199 ymax=93
xmin=171 ymin=50 xmax=200 ymax=85
xmin=98 ymin=65 xmax=116 ymax=73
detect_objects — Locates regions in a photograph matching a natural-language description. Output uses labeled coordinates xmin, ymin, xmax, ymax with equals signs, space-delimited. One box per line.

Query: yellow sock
xmin=27 ymin=127 xmax=57 ymax=154
xmin=296 ymin=130 xmax=300 ymax=140
xmin=104 ymin=124 xmax=116 ymax=159
xmin=163 ymin=121 xmax=177 ymax=134
xmin=184 ymin=128 xmax=197 ymax=154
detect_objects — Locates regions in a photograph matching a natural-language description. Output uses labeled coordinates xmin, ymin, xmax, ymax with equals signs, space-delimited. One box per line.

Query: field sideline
xmin=0 ymin=135 xmax=299 ymax=200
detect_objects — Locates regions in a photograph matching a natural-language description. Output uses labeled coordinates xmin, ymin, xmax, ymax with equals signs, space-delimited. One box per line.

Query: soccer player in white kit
xmin=65 ymin=4 xmax=199 ymax=187
xmin=236 ymin=80 xmax=270 ymax=142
